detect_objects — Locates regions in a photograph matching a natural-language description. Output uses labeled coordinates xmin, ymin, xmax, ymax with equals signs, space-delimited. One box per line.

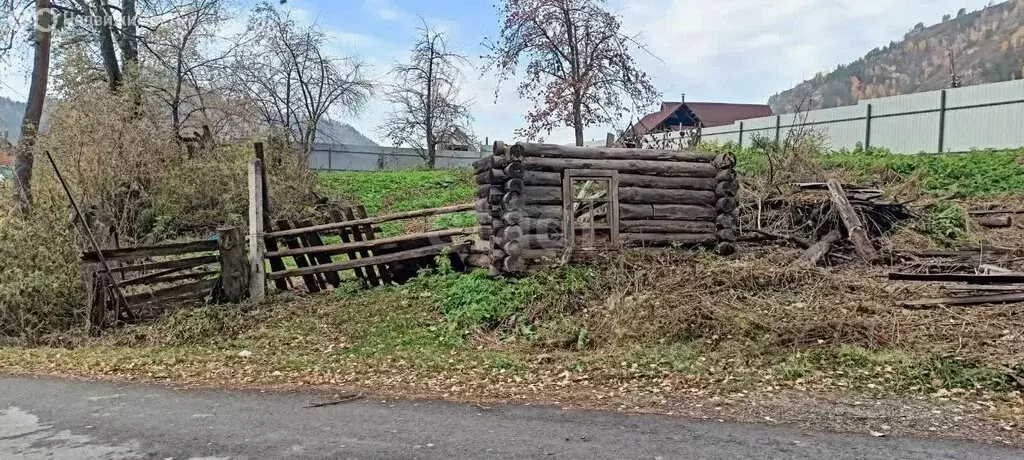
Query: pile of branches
xmin=743 ymin=180 xmax=914 ymax=266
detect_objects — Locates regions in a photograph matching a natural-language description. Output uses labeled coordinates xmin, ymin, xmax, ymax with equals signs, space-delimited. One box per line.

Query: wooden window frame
xmin=562 ymin=169 xmax=620 ymax=249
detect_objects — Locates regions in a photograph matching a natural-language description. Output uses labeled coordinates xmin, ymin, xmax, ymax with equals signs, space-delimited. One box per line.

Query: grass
xmin=317 ymin=169 xmax=476 ymax=237
xmin=2 ymin=251 xmax=1018 ymax=403
xmin=714 ymin=140 xmax=1024 ymax=198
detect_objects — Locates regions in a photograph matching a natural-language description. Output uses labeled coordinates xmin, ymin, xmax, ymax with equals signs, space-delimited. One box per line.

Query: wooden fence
xmin=82 ymin=226 xmax=247 ymax=333
xmin=258 ymin=203 xmax=476 ymax=293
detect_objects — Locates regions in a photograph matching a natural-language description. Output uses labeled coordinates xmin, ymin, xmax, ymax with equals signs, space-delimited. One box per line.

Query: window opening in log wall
xmin=563 ymin=169 xmax=619 ymax=249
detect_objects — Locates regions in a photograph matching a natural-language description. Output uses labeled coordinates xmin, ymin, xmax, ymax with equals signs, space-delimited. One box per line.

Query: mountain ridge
xmin=769 ymin=1 xmax=1024 ymax=112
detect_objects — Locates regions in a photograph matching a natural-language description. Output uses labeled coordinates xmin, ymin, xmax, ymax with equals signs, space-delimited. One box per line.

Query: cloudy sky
xmin=0 ymin=0 xmax=995 ymax=144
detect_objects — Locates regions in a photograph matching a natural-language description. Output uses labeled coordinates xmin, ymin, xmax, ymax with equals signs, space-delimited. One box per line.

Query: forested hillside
xmin=770 ymin=1 xmax=1024 ymax=112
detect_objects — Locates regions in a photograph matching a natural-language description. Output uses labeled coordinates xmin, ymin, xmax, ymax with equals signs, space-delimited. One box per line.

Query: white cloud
xmin=362 ymin=0 xmax=406 ymax=22
xmin=614 ymin=0 xmax=993 ymax=105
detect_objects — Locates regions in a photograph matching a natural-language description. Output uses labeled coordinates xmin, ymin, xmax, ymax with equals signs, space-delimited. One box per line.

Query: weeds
xmin=916 ymin=202 xmax=971 ymax=244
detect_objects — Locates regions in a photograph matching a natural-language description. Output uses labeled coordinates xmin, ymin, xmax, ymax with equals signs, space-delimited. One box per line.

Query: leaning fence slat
xmin=329 ymin=209 xmax=370 ymax=285
xmin=267 ymin=241 xmax=470 ymax=281
xmin=298 ymin=218 xmax=341 ymax=288
xmin=275 ymin=220 xmax=322 ymax=293
xmin=354 ymin=205 xmax=392 ymax=285
xmin=344 ymin=207 xmax=383 ymax=286
xmin=82 ymin=240 xmax=218 ymax=263
xmin=264 ymin=203 xmax=475 ymax=239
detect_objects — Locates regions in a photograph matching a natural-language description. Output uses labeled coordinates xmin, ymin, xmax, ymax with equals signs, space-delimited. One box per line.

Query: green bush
xmin=916 ymin=202 xmax=971 ymax=244
xmin=420 ymin=269 xmax=542 ymax=331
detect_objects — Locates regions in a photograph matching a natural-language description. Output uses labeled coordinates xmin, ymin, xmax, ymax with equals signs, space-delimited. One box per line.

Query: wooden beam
xmin=901 ymin=292 xmax=1024 ymax=308
xmin=217 ymin=227 xmax=248 ymax=303
xmin=826 ymin=179 xmax=879 ymax=263
xmin=82 ymin=240 xmax=217 ymax=263
xmin=521 ymin=157 xmax=718 ymax=178
xmin=889 ymin=272 xmax=1024 ymax=284
xmin=514 ymin=142 xmax=719 ymax=162
xmin=268 ymin=242 xmax=470 ymax=281
xmin=106 ymin=255 xmax=219 ymax=275
xmin=265 ymin=203 xmax=475 ymax=239
xmin=619 ymin=220 xmax=717 ymax=233
xmin=248 ymin=157 xmax=267 ymax=301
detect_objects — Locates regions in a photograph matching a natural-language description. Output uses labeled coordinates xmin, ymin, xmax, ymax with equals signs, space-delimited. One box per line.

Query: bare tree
xmin=140 ymin=0 xmax=236 ymax=137
xmin=378 ymin=22 xmax=471 ymax=169
xmin=485 ymin=0 xmax=659 ymax=146
xmin=8 ymin=1 xmax=52 ymax=215
xmin=230 ymin=4 xmax=372 ymax=155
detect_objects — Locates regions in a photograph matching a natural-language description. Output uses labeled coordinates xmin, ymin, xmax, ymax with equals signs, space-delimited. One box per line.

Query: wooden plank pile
xmin=889 ymin=245 xmax=1024 ymax=307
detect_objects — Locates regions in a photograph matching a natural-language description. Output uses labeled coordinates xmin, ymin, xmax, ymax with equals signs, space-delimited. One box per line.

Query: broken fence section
xmin=81 ymin=227 xmax=247 ymax=333
xmin=260 ymin=204 xmax=476 ymax=292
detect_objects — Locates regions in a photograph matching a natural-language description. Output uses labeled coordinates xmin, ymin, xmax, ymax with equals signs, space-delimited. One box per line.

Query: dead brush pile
xmin=736 ymin=139 xmax=915 ymax=265
xmin=529 ymin=250 xmax=1024 ymax=368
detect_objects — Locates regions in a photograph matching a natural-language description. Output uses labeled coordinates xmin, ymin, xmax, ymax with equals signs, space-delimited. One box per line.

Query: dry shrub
xmin=0 ymin=188 xmax=86 ymax=344
xmin=0 ymin=83 xmax=319 ymax=341
xmin=34 ymin=85 xmax=318 ymax=241
xmin=529 ymin=249 xmax=1024 ymax=366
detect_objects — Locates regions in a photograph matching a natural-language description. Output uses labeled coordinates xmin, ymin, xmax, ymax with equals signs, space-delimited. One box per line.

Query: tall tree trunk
xmin=11 ymin=0 xmax=53 ymax=216
xmin=572 ymin=98 xmax=584 ymax=147
xmin=118 ymin=0 xmax=138 ymax=69
xmin=94 ymin=0 xmax=122 ymax=91
xmin=426 ymin=133 xmax=436 ymax=169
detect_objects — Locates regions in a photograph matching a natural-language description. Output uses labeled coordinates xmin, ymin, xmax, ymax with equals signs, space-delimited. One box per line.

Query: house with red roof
xmin=628 ymin=99 xmax=773 ymax=138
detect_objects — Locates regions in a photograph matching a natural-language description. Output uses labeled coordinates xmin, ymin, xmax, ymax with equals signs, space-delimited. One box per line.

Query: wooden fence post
xmin=249 ymin=158 xmax=266 ymax=301
xmin=218 ymin=226 xmax=248 ymax=303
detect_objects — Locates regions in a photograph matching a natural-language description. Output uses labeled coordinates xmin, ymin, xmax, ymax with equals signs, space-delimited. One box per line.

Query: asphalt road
xmin=0 ymin=376 xmax=1020 ymax=459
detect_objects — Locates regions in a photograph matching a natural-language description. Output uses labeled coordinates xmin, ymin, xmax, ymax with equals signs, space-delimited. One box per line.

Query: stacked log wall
xmin=478 ymin=142 xmax=740 ymax=274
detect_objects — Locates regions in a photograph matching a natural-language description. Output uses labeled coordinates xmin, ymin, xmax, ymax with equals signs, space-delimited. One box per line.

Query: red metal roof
xmin=629 ymin=101 xmax=773 ymax=137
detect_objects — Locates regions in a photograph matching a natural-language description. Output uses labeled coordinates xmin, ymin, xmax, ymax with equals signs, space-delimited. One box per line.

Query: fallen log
xmin=798 ymin=230 xmax=841 ymax=266
xmin=827 ymin=179 xmax=879 ymax=263
xmin=901 ymin=292 xmax=1024 ymax=308
xmin=979 ymin=215 xmax=1013 ymax=228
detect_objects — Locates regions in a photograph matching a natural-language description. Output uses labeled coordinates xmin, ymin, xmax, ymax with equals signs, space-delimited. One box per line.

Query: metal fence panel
xmin=647 ymin=79 xmax=1024 ymax=154
xmin=310 ymin=143 xmax=485 ymax=171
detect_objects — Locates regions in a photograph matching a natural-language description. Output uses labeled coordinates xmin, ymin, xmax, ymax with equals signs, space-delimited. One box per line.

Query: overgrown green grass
xmin=711 ymin=140 xmax=1024 ymax=198
xmin=318 ymin=169 xmax=475 ymax=214
xmin=317 ymin=169 xmax=476 ymax=236
xmin=820 ymin=149 xmax=1024 ymax=198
